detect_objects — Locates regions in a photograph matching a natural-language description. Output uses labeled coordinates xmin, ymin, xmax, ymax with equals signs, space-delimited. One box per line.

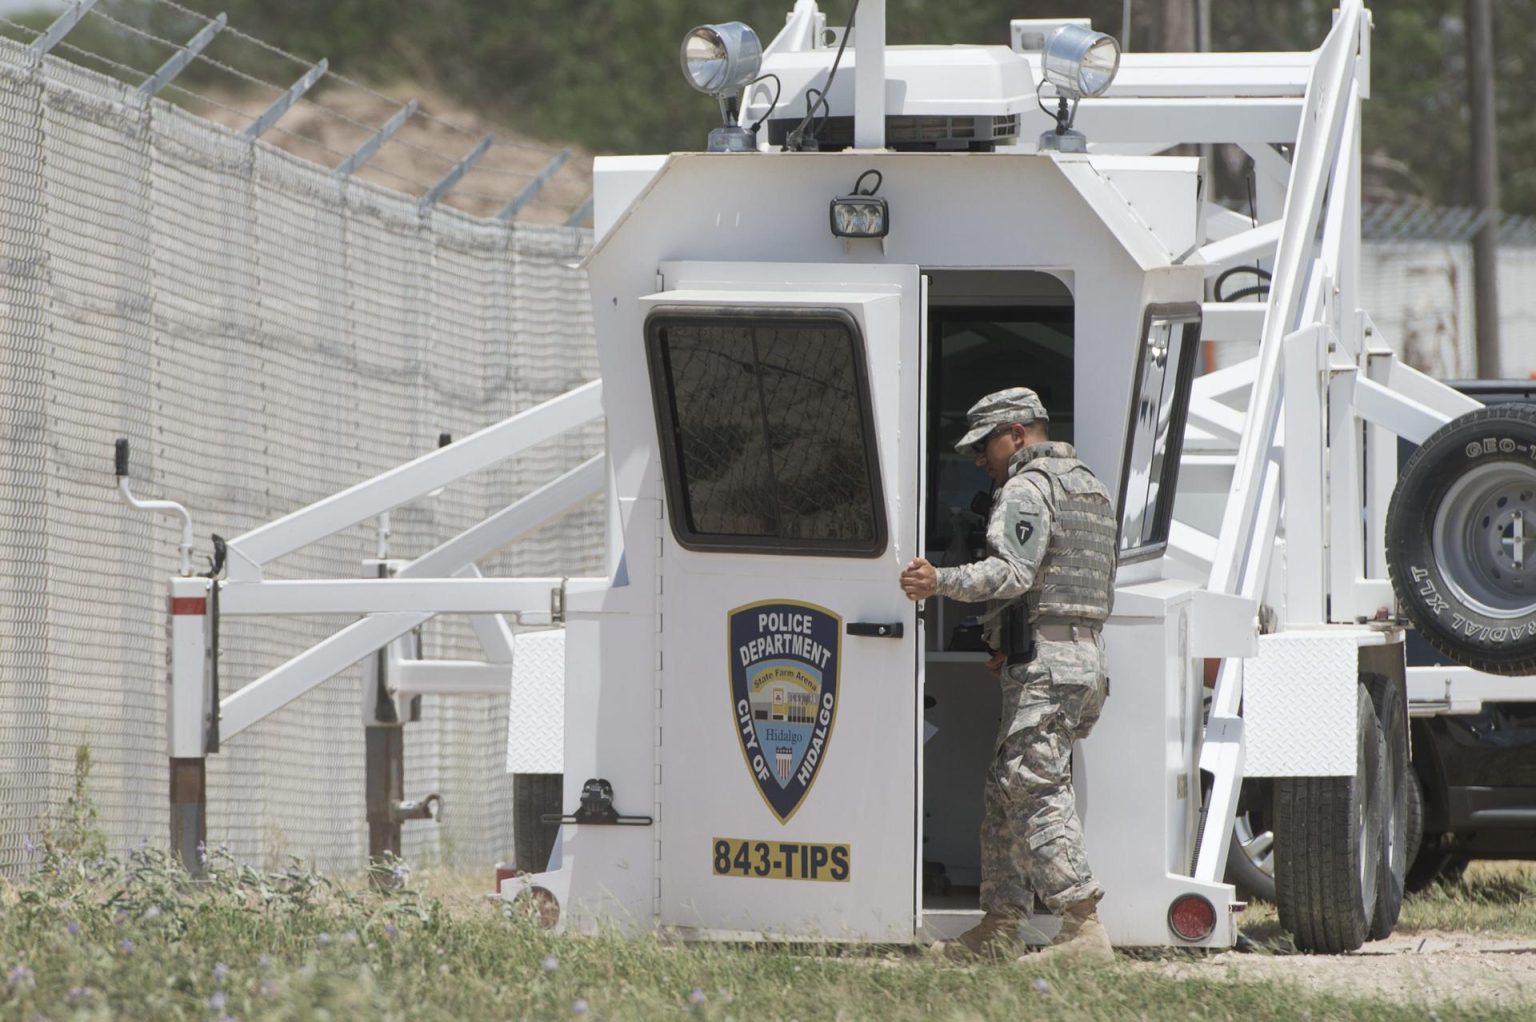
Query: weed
xmin=0 ymin=853 xmax=1529 ymax=1021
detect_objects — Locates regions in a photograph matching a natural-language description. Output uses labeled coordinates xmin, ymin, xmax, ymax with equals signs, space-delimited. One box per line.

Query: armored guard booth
xmin=532 ymin=6 xmax=1257 ymax=944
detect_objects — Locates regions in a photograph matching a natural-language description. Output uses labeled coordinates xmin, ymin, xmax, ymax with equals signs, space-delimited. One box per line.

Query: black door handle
xmin=846 ymin=622 xmax=904 ymax=638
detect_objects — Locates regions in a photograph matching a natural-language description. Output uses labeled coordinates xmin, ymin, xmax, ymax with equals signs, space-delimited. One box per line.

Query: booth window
xmin=646 ymin=308 xmax=887 ymax=556
xmin=1118 ymin=304 xmax=1201 ymax=561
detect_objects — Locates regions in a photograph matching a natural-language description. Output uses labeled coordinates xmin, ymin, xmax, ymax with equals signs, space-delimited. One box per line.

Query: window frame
xmin=1115 ymin=302 xmax=1202 ymax=564
xmin=644 ymin=304 xmax=889 ymax=557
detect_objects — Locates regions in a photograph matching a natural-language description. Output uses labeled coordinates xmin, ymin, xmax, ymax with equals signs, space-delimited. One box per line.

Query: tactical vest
xmin=1018 ymin=448 xmax=1117 ymax=623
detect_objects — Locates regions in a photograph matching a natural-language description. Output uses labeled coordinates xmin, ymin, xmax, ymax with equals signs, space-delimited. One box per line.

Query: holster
xmin=1002 ymin=603 xmax=1034 ymax=665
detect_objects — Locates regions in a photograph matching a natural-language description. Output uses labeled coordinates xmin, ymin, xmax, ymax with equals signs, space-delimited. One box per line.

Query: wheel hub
xmin=1432 ymin=462 xmax=1536 ymax=618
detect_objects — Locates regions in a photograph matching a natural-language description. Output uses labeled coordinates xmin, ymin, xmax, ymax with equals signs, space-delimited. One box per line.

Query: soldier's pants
xmin=979 ymin=634 xmax=1108 ymax=916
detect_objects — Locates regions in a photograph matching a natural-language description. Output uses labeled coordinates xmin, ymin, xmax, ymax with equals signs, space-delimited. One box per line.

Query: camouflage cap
xmin=953 ymin=387 xmax=1049 ymax=454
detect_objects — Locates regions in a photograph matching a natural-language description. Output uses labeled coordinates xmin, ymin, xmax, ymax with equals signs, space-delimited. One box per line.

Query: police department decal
xmin=729 ymin=600 xmax=840 ymax=823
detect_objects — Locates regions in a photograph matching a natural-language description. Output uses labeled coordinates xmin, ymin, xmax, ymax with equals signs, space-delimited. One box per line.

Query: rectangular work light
xmin=829 ymin=195 xmax=889 ymax=239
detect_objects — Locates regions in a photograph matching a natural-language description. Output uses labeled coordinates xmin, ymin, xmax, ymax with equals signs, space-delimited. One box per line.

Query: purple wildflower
xmin=212 ymin=962 xmax=229 ymax=983
xmin=118 ymin=939 xmax=134 ymax=955
xmin=209 ymin=991 xmax=226 ymax=1011
xmin=384 ymin=925 xmax=397 ymax=940
xmin=317 ymin=932 xmax=332 ymax=947
xmin=341 ymin=931 xmax=358 ymax=945
xmin=65 ymin=920 xmax=79 ymax=937
xmin=7 ymin=964 xmax=32 ymax=986
xmin=66 ymin=986 xmax=91 ymax=1003
xmin=1032 ymin=976 xmax=1051 ymax=995
xmin=542 ymin=954 xmax=559 ymax=973
xmin=572 ymin=1000 xmax=589 ymax=1015
xmin=689 ymin=988 xmax=706 ymax=1006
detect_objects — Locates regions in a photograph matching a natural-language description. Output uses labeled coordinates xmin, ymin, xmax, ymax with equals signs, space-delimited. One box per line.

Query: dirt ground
xmin=1136 ymin=929 xmax=1536 ymax=1008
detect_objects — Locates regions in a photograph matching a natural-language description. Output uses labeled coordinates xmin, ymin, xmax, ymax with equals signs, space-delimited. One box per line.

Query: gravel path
xmin=1135 ymin=929 xmax=1536 ymax=1007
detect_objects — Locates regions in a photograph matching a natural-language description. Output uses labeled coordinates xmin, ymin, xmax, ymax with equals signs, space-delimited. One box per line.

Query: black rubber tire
xmin=1225 ymin=779 xmax=1277 ymax=903
xmin=1386 ymin=403 xmax=1536 ymax=676
xmin=1364 ymin=674 xmax=1408 ymax=941
xmin=1404 ymin=768 xmax=1424 ymax=878
xmin=513 ymin=773 xmax=563 ymax=874
xmin=1274 ymin=682 xmax=1385 ymax=953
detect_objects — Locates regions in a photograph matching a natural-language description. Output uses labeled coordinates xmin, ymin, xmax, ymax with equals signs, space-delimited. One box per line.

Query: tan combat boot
xmin=930 ymin=911 xmax=1025 ymax=962
xmin=1028 ymin=899 xmax=1113 ymax=964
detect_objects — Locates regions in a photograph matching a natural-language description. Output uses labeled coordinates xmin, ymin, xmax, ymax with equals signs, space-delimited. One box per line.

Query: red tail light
xmin=1168 ymin=894 xmax=1217 ymax=942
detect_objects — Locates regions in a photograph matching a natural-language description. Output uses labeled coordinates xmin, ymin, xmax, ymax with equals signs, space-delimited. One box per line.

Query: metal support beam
xmin=139 ymin=14 xmax=226 ymax=101
xmin=853 ymin=0 xmax=886 ymax=149
xmin=218 ymin=577 xmax=576 ymax=616
xmin=393 ymin=661 xmax=512 ymax=696
xmin=221 ymin=613 xmax=428 ymax=742
xmin=366 ymin=725 xmax=405 ymax=863
xmin=242 ymin=60 xmax=328 ymax=141
xmin=497 ymin=147 xmax=572 ymax=222
xmin=217 ymin=462 xmax=606 ymax=739
xmin=1282 ymin=326 xmax=1327 ymax=623
xmin=225 ymin=381 xmax=602 ymax=579
xmin=30 ymin=0 xmax=97 ymax=58
xmin=1350 ymin=374 xmax=1455 ymax=445
xmin=169 ymin=757 xmax=206 ymax=878
xmin=1197 ymin=221 xmax=1281 ymax=275
xmin=419 ymin=134 xmax=493 ymax=211
xmin=333 ymin=98 xmax=416 ymax=177
xmin=565 ymin=195 xmax=594 ymax=228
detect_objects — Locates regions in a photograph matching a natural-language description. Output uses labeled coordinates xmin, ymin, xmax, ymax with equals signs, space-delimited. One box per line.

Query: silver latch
xmin=551 ymin=577 xmax=567 ymax=626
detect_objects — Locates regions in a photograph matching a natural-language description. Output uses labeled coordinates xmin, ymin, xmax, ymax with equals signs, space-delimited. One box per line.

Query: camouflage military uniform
xmin=937 ymin=407 xmax=1117 ymax=918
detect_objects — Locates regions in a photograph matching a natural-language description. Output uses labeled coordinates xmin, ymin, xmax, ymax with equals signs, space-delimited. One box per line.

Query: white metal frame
xmin=168 ymin=380 xmax=609 ymax=754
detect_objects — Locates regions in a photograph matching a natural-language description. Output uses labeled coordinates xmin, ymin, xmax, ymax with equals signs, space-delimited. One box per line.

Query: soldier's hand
xmin=986 ymin=651 xmax=1005 ymax=675
xmin=900 ymin=558 xmax=938 ymax=601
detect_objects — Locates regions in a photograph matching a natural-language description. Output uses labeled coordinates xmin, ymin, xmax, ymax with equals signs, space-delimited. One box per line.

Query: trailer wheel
xmin=1364 ymin=674 xmax=1408 ymax=941
xmin=1274 ymin=681 xmax=1384 ymax=953
xmin=1225 ymin=779 xmax=1276 ymax=903
xmin=1387 ymin=404 xmax=1536 ymax=676
xmin=1404 ymin=767 xmax=1424 ymax=880
xmin=513 ymin=773 xmax=563 ymax=873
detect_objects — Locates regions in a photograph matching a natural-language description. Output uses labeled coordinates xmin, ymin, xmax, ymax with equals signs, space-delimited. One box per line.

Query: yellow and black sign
xmin=711 ymin=837 xmax=850 ymax=882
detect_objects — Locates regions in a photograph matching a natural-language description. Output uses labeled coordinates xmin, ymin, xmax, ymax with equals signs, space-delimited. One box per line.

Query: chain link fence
xmin=1362 ymin=201 xmax=1536 ymax=380
xmin=0 ymin=32 xmax=603 ymax=877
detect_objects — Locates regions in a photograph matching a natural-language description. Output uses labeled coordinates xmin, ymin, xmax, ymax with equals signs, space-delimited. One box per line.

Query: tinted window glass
xmin=1119 ymin=306 xmax=1201 ymax=560
xmin=648 ymin=310 xmax=886 ymax=555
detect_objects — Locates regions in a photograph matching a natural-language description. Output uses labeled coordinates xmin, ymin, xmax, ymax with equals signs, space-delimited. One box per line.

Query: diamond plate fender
xmin=506 ymin=628 xmax=566 ymax=774
xmin=1242 ymin=630 xmax=1371 ymax=776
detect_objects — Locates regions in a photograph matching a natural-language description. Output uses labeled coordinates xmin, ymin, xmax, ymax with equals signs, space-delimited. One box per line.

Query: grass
xmin=1 ymin=849 xmax=1533 ymax=1022
xmin=1397 ymin=861 xmax=1536 ymax=936
xmin=5 ymin=755 xmax=1533 ymax=1020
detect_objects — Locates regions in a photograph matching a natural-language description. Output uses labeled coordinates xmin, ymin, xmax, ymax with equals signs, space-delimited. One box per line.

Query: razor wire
xmin=0 ymin=0 xmax=585 ymax=216
xmin=0 ymin=23 xmax=601 ymax=878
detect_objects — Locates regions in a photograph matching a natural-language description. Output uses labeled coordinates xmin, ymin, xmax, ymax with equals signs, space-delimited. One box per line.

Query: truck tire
xmin=1386 ymin=404 xmax=1536 ymax=676
xmin=1274 ymin=682 xmax=1384 ymax=953
xmin=513 ymin=773 xmax=563 ymax=874
xmin=1364 ymin=673 xmax=1408 ymax=941
xmin=1404 ymin=768 xmax=1424 ymax=880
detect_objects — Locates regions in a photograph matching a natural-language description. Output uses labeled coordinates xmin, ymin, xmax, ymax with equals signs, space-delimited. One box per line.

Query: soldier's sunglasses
xmin=969 ymin=425 xmax=1010 ymax=456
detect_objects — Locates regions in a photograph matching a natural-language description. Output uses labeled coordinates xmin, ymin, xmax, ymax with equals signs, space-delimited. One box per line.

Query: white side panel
xmin=506 ymin=629 xmax=567 ymax=774
xmin=1243 ymin=631 xmax=1361 ymax=777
